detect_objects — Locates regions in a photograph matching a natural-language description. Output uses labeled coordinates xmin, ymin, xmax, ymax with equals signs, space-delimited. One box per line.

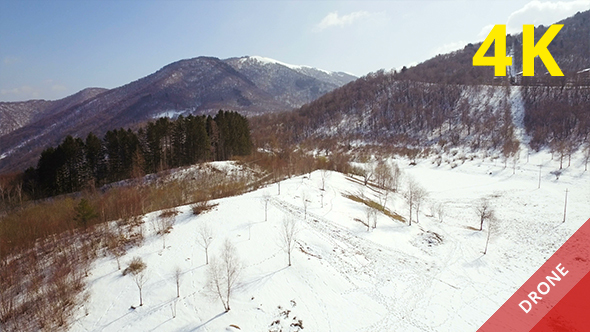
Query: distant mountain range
xmin=0 ymin=56 xmax=355 ymax=173
xmin=0 ymin=88 xmax=108 ymax=137
xmin=4 ymin=9 xmax=589 ymax=175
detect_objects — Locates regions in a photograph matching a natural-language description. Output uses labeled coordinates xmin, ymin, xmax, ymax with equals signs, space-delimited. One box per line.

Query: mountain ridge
xmin=0 ymin=87 xmax=108 ymax=137
xmin=0 ymin=56 xmax=355 ymax=173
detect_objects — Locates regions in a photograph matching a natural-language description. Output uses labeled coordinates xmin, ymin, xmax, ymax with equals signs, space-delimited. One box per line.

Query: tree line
xmin=22 ymin=110 xmax=252 ymax=198
xmin=523 ymin=84 xmax=590 ymax=151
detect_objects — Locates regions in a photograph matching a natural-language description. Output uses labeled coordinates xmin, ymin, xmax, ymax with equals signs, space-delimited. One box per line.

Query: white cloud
xmin=478 ymin=24 xmax=496 ymax=38
xmin=316 ymin=11 xmax=371 ymax=31
xmin=506 ymin=0 xmax=590 ymax=33
xmin=433 ymin=40 xmax=468 ymax=56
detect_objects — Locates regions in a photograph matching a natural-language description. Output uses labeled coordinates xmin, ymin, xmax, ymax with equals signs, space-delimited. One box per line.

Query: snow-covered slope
xmin=240 ymin=56 xmax=356 ymax=86
xmin=243 ymin=56 xmax=322 ymax=73
xmin=224 ymin=55 xmax=357 ymax=92
xmin=70 ymin=152 xmax=590 ymax=331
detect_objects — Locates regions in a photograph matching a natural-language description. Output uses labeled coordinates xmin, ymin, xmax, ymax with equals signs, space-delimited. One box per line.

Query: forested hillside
xmin=22 ymin=110 xmax=252 ymax=198
xmin=253 ymin=10 xmax=590 ymax=156
xmin=253 ymin=74 xmax=519 ymax=153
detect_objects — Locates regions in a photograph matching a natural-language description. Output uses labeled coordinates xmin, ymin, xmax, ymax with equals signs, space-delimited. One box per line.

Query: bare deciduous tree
xmin=365 ymin=204 xmax=378 ymax=231
xmin=207 ymin=239 xmax=242 ymax=312
xmin=512 ymin=148 xmax=520 ymax=175
xmin=133 ymin=270 xmax=147 ymax=307
xmin=361 ymin=162 xmax=375 ymax=186
xmin=502 ymin=139 xmax=520 ymax=170
xmin=377 ymin=188 xmax=390 ymax=212
xmin=261 ymin=191 xmax=271 ymax=221
xmin=280 ymin=217 xmax=298 ymax=266
xmin=374 ymin=160 xmax=393 ymax=189
xmin=405 ymin=177 xmax=420 ymax=226
xmin=197 ymin=223 xmax=213 ymax=264
xmin=301 ymin=192 xmax=309 ymax=220
xmin=474 ymin=198 xmax=494 ymax=231
xmin=174 ymin=266 xmax=181 ymax=298
xmin=107 ymin=232 xmax=125 ymax=270
xmin=126 ymin=257 xmax=147 ymax=306
xmin=414 ymin=186 xmax=428 ymax=223
xmin=551 ymin=139 xmax=568 ymax=170
xmin=157 ymin=209 xmax=178 ymax=249
xmin=320 ymin=169 xmax=330 ymax=191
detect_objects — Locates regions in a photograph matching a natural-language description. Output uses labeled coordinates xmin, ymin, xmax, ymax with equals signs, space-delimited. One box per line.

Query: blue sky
xmin=1 ymin=0 xmax=588 ymax=101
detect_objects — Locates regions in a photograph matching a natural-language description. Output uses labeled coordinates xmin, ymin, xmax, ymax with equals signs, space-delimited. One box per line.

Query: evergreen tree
xmin=105 ymin=129 xmax=140 ymax=182
xmin=57 ymin=135 xmax=86 ymax=193
xmin=74 ymin=198 xmax=98 ymax=228
xmin=214 ymin=111 xmax=229 ymax=160
xmin=185 ymin=115 xmax=210 ymax=164
xmin=104 ymin=130 xmax=123 ymax=182
xmin=26 ymin=111 xmax=251 ymax=198
xmin=171 ymin=115 xmax=187 ymax=167
xmin=213 ymin=110 xmax=252 ymax=159
xmin=207 ymin=115 xmax=220 ymax=160
xmin=85 ymin=132 xmax=107 ymax=187
xmin=36 ymin=146 xmax=62 ymax=196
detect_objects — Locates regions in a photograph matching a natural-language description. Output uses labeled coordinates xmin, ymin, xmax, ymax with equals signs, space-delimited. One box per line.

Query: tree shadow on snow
xmin=146 ymin=317 xmax=174 ymax=332
xmin=236 ymin=266 xmax=289 ymax=293
xmin=178 ymin=311 xmax=227 ymax=331
xmin=184 ymin=263 xmax=206 ymax=274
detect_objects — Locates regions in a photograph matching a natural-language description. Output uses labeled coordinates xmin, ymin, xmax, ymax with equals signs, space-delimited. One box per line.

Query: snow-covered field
xmin=70 ymin=151 xmax=590 ymax=332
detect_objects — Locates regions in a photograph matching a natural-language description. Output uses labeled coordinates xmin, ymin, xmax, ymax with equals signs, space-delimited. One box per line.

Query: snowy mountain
xmin=68 ymin=151 xmax=590 ymax=331
xmin=229 ymin=55 xmax=356 ymax=87
xmin=224 ymin=56 xmax=355 ymax=108
xmin=0 ymin=56 xmax=355 ymax=173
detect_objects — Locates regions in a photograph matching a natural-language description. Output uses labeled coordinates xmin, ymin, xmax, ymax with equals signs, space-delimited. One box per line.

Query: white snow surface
xmin=245 ymin=55 xmax=333 ymax=75
xmin=70 ymin=153 xmax=590 ymax=331
xmin=151 ymin=110 xmax=189 ymax=119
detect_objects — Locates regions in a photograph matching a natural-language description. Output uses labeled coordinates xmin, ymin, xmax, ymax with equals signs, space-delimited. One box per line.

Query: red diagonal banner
xmin=479 ymin=218 xmax=590 ymax=332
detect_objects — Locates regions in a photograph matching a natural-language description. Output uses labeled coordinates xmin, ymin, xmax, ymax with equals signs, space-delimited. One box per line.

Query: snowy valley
xmin=69 ymin=151 xmax=590 ymax=332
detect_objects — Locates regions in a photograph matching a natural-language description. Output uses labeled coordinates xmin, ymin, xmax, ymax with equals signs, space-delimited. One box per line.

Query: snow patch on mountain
xmin=245 ymin=55 xmax=333 ymax=75
xmin=151 ymin=110 xmax=189 ymax=119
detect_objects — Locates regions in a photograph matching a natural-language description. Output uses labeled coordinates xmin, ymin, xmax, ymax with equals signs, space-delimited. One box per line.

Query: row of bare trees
xmin=0 ymin=227 xmax=102 ymax=331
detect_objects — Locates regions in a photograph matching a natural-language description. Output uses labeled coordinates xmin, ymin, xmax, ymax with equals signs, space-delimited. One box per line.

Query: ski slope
xmin=70 ymin=151 xmax=590 ymax=332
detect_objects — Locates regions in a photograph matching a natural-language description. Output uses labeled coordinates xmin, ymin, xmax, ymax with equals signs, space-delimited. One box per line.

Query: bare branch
xmin=474 ymin=198 xmax=494 ymax=231
xmin=197 ymin=223 xmax=213 ymax=264
xmin=280 ymin=217 xmax=298 ymax=266
xmin=207 ymin=239 xmax=242 ymax=312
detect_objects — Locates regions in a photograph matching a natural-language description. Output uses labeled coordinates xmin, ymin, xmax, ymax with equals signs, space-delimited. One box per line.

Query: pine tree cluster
xmin=23 ymin=110 xmax=252 ymax=198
